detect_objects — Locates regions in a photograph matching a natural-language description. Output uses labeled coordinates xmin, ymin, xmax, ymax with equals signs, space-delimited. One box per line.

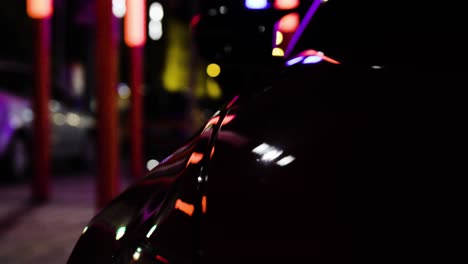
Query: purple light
xmin=303 ymin=55 xmax=323 ymax=64
xmin=245 ymin=0 xmax=269 ymax=10
xmin=285 ymin=0 xmax=322 ymax=57
xmin=286 ymin=56 xmax=304 ymax=66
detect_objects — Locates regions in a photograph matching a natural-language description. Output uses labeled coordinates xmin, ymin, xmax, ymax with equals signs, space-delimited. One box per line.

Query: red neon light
xmin=274 ymin=0 xmax=299 ymax=10
xmin=205 ymin=114 xmax=236 ymax=129
xmin=155 ymin=255 xmax=169 ymax=264
xmin=227 ymin=95 xmax=240 ymax=108
xmin=190 ymin=14 xmax=201 ymax=29
xmin=205 ymin=116 xmax=220 ymax=128
xmin=125 ymin=0 xmax=147 ymax=47
xmin=222 ymin=114 xmax=236 ymax=125
xmin=27 ymin=0 xmax=53 ymax=19
xmin=278 ymin=13 xmax=300 ymax=33
xmin=298 ymin=49 xmax=341 ymax=64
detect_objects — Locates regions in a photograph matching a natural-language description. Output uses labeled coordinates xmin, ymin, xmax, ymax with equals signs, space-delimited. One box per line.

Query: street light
xmin=124 ymin=0 xmax=146 ymax=47
xmin=27 ymin=0 xmax=53 ymax=19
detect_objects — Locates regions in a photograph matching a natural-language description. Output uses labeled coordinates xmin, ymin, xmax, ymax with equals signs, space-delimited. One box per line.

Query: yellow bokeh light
xmin=276 ymin=31 xmax=284 ymax=45
xmin=206 ymin=63 xmax=221 ymax=77
xmin=162 ymin=19 xmax=189 ymax=92
xmin=272 ymin=48 xmax=284 ymax=57
xmin=206 ymin=77 xmax=222 ymax=99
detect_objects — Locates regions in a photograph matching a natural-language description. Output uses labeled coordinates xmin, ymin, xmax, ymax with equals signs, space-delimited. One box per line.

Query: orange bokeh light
xmin=186 ymin=152 xmax=204 ymax=167
xmin=175 ymin=199 xmax=195 ymax=216
xmin=278 ymin=12 xmax=300 ymax=33
xmin=274 ymin=0 xmax=299 ymax=10
xmin=202 ymin=195 xmax=207 ymax=213
xmin=125 ymin=0 xmax=147 ymax=47
xmin=27 ymin=0 xmax=53 ymax=19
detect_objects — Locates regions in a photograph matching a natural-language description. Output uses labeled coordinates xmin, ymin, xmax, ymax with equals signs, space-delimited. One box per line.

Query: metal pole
xmin=32 ymin=18 xmax=51 ymax=202
xmin=95 ymin=0 xmax=120 ymax=210
xmin=129 ymin=46 xmax=144 ymax=179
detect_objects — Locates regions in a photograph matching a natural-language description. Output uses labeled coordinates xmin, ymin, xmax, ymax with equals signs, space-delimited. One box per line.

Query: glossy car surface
xmin=68 ymin=0 xmax=464 ymax=263
xmin=68 ymin=64 xmax=464 ymax=263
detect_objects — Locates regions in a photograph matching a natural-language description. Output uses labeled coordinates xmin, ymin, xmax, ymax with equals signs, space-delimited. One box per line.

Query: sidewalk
xmin=0 ymin=172 xmax=131 ymax=264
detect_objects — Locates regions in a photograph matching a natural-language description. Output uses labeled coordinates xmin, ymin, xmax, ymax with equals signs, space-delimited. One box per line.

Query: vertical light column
xmin=125 ymin=0 xmax=146 ymax=179
xmin=96 ymin=0 xmax=120 ymax=209
xmin=27 ymin=0 xmax=53 ymax=202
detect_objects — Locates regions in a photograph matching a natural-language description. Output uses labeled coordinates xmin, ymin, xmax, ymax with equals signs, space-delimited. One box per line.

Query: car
xmin=67 ymin=1 xmax=464 ymax=263
xmin=0 ymin=62 xmax=96 ymax=181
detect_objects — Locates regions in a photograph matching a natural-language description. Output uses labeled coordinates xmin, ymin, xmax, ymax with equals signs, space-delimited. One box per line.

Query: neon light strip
xmin=286 ymin=56 xmax=304 ymax=66
xmin=245 ymin=0 xmax=269 ymax=10
xmin=284 ymin=0 xmax=322 ymax=58
xmin=297 ymin=49 xmax=340 ymax=64
xmin=175 ymin=199 xmax=195 ymax=216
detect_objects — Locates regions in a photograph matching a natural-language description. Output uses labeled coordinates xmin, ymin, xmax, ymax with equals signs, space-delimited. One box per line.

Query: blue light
xmin=303 ymin=55 xmax=323 ymax=64
xmin=286 ymin=56 xmax=304 ymax=66
xmin=245 ymin=0 xmax=269 ymax=10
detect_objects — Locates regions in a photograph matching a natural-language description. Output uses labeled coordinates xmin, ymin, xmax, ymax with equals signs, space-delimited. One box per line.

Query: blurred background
xmin=0 ymin=1 xmax=302 ymax=263
xmin=0 ymin=0 xmax=224 ymax=176
xmin=2 ymin=0 xmax=466 ymax=263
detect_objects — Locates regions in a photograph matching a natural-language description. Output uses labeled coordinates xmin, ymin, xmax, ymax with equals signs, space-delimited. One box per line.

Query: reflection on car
xmin=67 ymin=1 xmax=465 ymax=263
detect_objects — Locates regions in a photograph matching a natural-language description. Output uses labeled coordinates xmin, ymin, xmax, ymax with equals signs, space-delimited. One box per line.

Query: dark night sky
xmin=291 ymin=0 xmax=468 ymax=67
xmin=0 ymin=0 xmax=32 ymax=62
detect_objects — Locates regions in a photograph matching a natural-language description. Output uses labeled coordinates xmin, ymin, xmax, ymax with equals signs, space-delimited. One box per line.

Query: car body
xmin=68 ymin=0 xmax=464 ymax=263
xmin=0 ymin=63 xmax=96 ymax=180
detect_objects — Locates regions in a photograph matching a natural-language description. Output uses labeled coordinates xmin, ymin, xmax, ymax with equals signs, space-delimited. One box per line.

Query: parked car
xmin=67 ymin=1 xmax=464 ymax=263
xmin=0 ymin=63 xmax=96 ymax=181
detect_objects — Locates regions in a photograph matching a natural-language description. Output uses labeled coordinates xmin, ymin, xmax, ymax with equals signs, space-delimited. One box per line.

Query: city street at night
xmin=1 ymin=0 xmax=466 ymax=263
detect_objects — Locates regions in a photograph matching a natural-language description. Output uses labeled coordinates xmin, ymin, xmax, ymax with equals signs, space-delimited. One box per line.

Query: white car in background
xmin=0 ymin=63 xmax=96 ymax=181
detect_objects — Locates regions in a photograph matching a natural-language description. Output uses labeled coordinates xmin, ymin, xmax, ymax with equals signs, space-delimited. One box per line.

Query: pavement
xmin=0 ymin=170 xmax=132 ymax=264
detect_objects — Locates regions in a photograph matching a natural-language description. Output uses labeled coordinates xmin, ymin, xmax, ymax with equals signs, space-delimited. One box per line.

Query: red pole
xmin=95 ymin=0 xmax=120 ymax=210
xmin=129 ymin=46 xmax=144 ymax=179
xmin=32 ymin=18 xmax=51 ymax=202
xmin=125 ymin=0 xmax=146 ymax=179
